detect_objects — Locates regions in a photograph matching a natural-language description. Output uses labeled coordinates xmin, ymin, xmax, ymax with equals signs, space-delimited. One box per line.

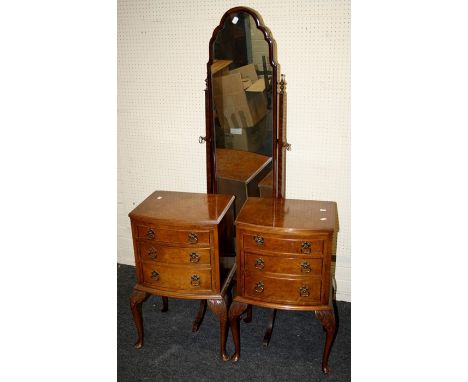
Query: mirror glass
xmin=210 ymin=10 xmax=274 ymax=214
xmin=212 ymin=12 xmax=273 ymax=157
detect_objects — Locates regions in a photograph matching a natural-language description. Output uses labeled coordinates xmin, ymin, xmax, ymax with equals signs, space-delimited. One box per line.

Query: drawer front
xmin=141 ymin=263 xmax=212 ymax=292
xmin=243 ymin=272 xmax=321 ymax=305
xmin=242 ymin=233 xmax=324 ymax=255
xmin=138 ymin=242 xmax=211 ymax=265
xmin=136 ymin=224 xmax=210 ymax=246
xmin=244 ymin=252 xmax=322 ymax=276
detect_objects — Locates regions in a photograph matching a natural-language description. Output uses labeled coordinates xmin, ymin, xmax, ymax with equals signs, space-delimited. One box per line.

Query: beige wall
xmin=118 ymin=0 xmax=350 ymax=301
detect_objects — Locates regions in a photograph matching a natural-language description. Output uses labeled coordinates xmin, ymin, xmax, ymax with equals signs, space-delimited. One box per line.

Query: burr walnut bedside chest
xmin=229 ymin=197 xmax=337 ymax=373
xmin=128 ymin=190 xmax=235 ymax=361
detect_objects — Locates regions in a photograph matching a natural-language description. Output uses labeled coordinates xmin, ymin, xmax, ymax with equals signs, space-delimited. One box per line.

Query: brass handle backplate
xmin=189 ymin=252 xmax=200 ymax=263
xmin=254 ymin=235 xmax=264 ymax=246
xmin=301 ymin=241 xmax=311 ymax=254
xmin=146 ymin=228 xmax=155 ymax=240
xmin=191 ymin=274 xmax=200 ymax=286
xmin=255 ymin=258 xmax=265 ymax=270
xmin=188 ymin=232 xmax=198 ymax=244
xmin=299 ymin=285 xmax=310 ymax=297
xmin=148 ymin=247 xmax=157 ymax=259
xmin=151 ymin=270 xmax=160 ymax=280
xmin=255 ymin=281 xmax=264 ymax=293
xmin=300 ymin=261 xmax=311 ymax=273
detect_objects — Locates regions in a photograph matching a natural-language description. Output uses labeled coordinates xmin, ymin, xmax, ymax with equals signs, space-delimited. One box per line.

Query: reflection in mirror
xmin=212 ymin=12 xmax=272 ymax=157
xmin=210 ymin=10 xmax=276 ymax=214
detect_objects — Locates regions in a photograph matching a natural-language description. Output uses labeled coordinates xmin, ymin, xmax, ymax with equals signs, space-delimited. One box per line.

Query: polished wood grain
xmin=258 ymin=170 xmax=273 ymax=197
xmin=141 ymin=263 xmax=212 ymax=292
xmin=243 ymin=272 xmax=322 ymax=305
xmin=216 ymin=149 xmax=272 ymax=214
xmin=138 ymin=243 xmax=211 ymax=265
xmin=236 ymin=197 xmax=337 ymax=232
xmin=129 ymin=190 xmax=234 ymax=226
xmin=244 ymin=252 xmax=322 ymax=276
xmin=129 ymin=191 xmax=236 ymax=361
xmin=242 ymin=232 xmax=325 ymax=255
xmin=216 ymin=149 xmax=271 ymax=182
xmin=230 ymin=196 xmax=337 ymax=373
xmin=135 ymin=225 xmax=211 ymax=246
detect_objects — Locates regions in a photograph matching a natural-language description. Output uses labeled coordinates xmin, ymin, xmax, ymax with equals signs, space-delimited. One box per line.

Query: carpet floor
xmin=118 ymin=263 xmax=350 ymax=381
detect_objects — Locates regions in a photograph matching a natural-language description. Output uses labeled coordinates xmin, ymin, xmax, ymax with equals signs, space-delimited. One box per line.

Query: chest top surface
xmin=236 ymin=197 xmax=337 ymax=232
xmin=129 ymin=190 xmax=234 ymax=225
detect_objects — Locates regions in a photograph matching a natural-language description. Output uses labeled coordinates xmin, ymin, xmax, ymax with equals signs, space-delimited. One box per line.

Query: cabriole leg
xmin=262 ymin=309 xmax=277 ymax=347
xmin=161 ymin=296 xmax=168 ymax=312
xmin=315 ymin=309 xmax=336 ymax=374
xmin=243 ymin=304 xmax=253 ymax=323
xmin=192 ymin=299 xmax=207 ymax=332
xmin=228 ymin=301 xmax=249 ymax=362
xmin=207 ymin=296 xmax=230 ymax=361
xmin=129 ymin=289 xmax=149 ymax=349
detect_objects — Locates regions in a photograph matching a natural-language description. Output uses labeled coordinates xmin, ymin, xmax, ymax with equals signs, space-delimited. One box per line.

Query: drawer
xmin=138 ymin=242 xmax=211 ymax=265
xmin=242 ymin=233 xmax=324 ymax=255
xmin=135 ymin=224 xmax=210 ymax=246
xmin=243 ymin=272 xmax=321 ymax=305
xmin=244 ymin=252 xmax=322 ymax=276
xmin=141 ymin=263 xmax=212 ymax=292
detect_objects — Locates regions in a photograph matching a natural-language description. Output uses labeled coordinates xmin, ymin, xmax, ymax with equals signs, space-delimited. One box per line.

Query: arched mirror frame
xmin=204 ymin=6 xmax=287 ymax=199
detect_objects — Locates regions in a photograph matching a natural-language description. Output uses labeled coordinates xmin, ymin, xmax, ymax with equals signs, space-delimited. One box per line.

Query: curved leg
xmin=262 ymin=309 xmax=277 ymax=347
xmin=129 ymin=289 xmax=149 ymax=349
xmin=161 ymin=296 xmax=168 ymax=312
xmin=228 ymin=301 xmax=249 ymax=362
xmin=192 ymin=299 xmax=207 ymax=332
xmin=315 ymin=309 xmax=336 ymax=374
xmin=243 ymin=305 xmax=253 ymax=323
xmin=207 ymin=296 xmax=230 ymax=361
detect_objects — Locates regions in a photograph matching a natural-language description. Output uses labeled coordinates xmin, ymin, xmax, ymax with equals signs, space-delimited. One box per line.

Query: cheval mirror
xmin=201 ymin=6 xmax=289 ymax=215
xmin=200 ymin=6 xmax=289 ymax=353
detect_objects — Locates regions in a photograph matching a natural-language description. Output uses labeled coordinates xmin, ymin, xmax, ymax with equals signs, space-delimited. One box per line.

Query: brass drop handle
xmin=255 ymin=281 xmax=264 ymax=293
xmin=188 ymin=232 xmax=198 ymax=244
xmin=255 ymin=258 xmax=265 ymax=270
xmin=299 ymin=285 xmax=310 ymax=297
xmin=148 ymin=247 xmax=157 ymax=259
xmin=301 ymin=241 xmax=311 ymax=254
xmin=189 ymin=252 xmax=200 ymax=263
xmin=146 ymin=228 xmax=155 ymax=240
xmin=254 ymin=235 xmax=264 ymax=246
xmin=191 ymin=274 xmax=200 ymax=286
xmin=300 ymin=261 xmax=311 ymax=273
xmin=151 ymin=270 xmax=160 ymax=280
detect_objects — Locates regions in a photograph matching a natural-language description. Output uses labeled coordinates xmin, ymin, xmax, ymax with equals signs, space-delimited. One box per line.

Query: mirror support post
xmin=205 ymin=77 xmax=215 ymax=194
xmin=277 ymin=74 xmax=287 ymax=198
